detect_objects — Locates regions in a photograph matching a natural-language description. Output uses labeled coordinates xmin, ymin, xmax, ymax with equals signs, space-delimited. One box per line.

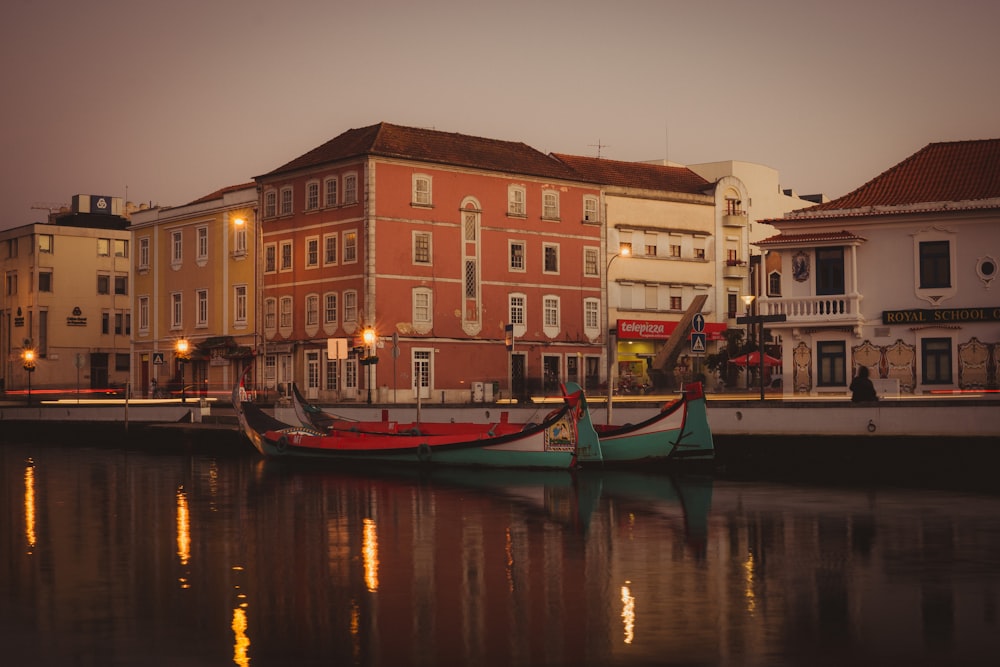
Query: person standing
xmin=850 ymin=366 xmax=878 ymax=402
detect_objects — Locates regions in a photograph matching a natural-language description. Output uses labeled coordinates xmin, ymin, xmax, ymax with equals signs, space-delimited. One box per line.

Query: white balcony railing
xmin=758 ymin=294 xmax=863 ymax=324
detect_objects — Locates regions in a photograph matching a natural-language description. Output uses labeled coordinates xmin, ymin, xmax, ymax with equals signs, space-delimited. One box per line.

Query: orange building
xmin=255 ymin=123 xmax=605 ymax=403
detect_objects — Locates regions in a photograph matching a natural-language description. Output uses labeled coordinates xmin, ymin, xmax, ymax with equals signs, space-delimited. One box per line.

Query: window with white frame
xmin=508 ymin=185 xmax=526 ymax=217
xmin=280 ymin=241 xmax=293 ymax=271
xmin=412 ymin=174 xmax=432 ymax=206
xmin=325 ymin=177 xmax=338 ymax=207
xmin=197 ymin=226 xmax=208 ymax=260
xmin=171 ymin=292 xmax=182 ymax=329
xmin=196 ymin=289 xmax=208 ymax=327
xmin=323 ymin=233 xmax=338 ymax=265
xmin=343 ymin=231 xmax=357 ymax=263
xmin=306 ymin=181 xmax=319 ymax=210
xmin=413 ymin=231 xmax=431 ymax=264
xmin=509 ymin=293 xmax=526 ymax=337
xmin=344 ymin=174 xmax=358 ymax=204
xmin=235 ymin=284 xmax=248 ymax=325
xmin=138 ymin=295 xmax=149 ymax=333
xmin=543 ymin=243 xmax=559 ymax=273
xmin=264 ymin=190 xmax=277 ymax=218
xmin=324 ymin=292 xmax=338 ymax=325
xmin=305 ymin=294 xmax=319 ymax=326
xmin=584 ymin=298 xmax=600 ymax=334
xmin=413 ymin=288 xmax=432 ymax=327
xmin=542 ymin=190 xmax=559 ymax=220
xmin=171 ymin=230 xmax=182 ymax=265
xmin=583 ymin=196 xmax=599 ymax=223
xmin=509 ymin=240 xmax=525 ymax=271
xmin=306 ymin=237 xmax=319 ymax=268
xmin=344 ymin=290 xmax=358 ymax=324
xmin=280 ymin=187 xmax=293 ymax=216
xmin=279 ymin=296 xmax=293 ymax=329
xmin=584 ymin=247 xmax=598 ymax=277
xmin=543 ymin=295 xmax=560 ymax=335
xmin=234 ymin=220 xmax=247 ymax=256
xmin=264 ymin=297 xmax=276 ymax=330
xmin=138 ymin=237 xmax=150 ymax=270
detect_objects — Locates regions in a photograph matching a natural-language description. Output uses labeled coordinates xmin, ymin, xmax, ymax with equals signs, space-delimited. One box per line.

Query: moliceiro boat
xmin=287 ymin=379 xmax=715 ymax=466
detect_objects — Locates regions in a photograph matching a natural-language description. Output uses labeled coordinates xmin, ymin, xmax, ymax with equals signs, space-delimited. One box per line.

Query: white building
xmin=757 ymin=139 xmax=1000 ymax=395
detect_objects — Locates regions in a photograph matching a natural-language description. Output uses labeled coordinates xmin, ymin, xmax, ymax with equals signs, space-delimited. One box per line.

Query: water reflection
xmin=1 ymin=441 xmax=999 ymax=666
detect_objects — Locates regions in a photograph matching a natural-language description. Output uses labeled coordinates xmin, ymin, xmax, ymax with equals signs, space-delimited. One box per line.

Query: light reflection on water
xmin=1 ymin=440 xmax=999 ymax=666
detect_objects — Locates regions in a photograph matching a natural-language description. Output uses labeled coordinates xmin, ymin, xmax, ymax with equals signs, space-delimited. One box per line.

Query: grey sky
xmin=2 ymin=0 xmax=997 ymax=227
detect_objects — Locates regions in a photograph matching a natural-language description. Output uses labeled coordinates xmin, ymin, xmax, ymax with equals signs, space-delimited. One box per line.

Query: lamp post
xmin=233 ymin=213 xmax=262 ymax=399
xmin=176 ymin=338 xmax=189 ymax=403
xmin=22 ymin=348 xmax=35 ymax=405
xmin=740 ymin=295 xmax=755 ymax=391
xmin=605 ymin=246 xmax=630 ymax=425
xmin=362 ymin=327 xmax=376 ymax=404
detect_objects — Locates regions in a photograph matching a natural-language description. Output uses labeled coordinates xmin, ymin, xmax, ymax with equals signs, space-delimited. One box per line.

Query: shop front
xmin=615 ymin=318 xmax=727 ymax=391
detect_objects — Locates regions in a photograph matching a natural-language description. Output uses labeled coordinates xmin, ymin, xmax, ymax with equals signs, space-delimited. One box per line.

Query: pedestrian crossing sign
xmin=691 ymin=332 xmax=706 ymax=353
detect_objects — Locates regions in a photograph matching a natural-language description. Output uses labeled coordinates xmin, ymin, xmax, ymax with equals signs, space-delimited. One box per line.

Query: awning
xmin=728 ymin=351 xmax=782 ymax=367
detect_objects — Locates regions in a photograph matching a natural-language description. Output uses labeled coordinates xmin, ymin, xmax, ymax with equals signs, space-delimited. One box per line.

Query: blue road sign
xmin=692 ymin=313 xmax=705 ymax=333
xmin=691 ymin=332 xmax=707 ymax=353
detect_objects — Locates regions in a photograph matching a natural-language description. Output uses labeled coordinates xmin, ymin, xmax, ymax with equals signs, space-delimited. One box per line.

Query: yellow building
xmin=0 ymin=195 xmax=132 ymax=396
xmin=130 ymin=184 xmax=260 ymax=400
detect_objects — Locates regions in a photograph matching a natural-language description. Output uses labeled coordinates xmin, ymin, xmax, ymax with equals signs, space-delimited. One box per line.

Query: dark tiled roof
xmin=258 ymin=123 xmax=584 ymax=182
xmin=552 ymin=153 xmax=711 ymax=194
xmin=185 ymin=182 xmax=257 ymax=206
xmin=788 ymin=139 xmax=1000 ymax=218
xmin=756 ymin=230 xmax=867 ymax=247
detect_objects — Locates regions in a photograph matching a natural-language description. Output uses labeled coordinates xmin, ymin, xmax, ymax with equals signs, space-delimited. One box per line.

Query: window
xmin=669 ymin=244 xmax=681 ymax=258
xmin=138 ymin=296 xmax=149 ymax=332
xmin=509 ymin=294 xmax=526 ymax=326
xmin=324 ymin=293 xmax=338 ymax=325
xmin=5 ymin=272 xmax=16 ymax=296
xmin=38 ymin=234 xmax=53 ymax=253
xmin=509 ymin=241 xmax=525 ymax=271
xmin=413 ymin=232 xmax=431 ymax=264
xmin=921 ymin=337 xmax=952 ymax=384
xmin=815 ymin=247 xmax=845 ymax=295
xmin=114 ymin=239 xmax=128 ymax=258
xmin=234 ymin=221 xmax=247 ymax=256
xmin=325 ymin=177 xmax=338 ymax=207
xmin=583 ymin=196 xmax=599 ymax=223
xmin=508 ymin=185 xmax=526 ymax=216
xmin=413 ymin=288 xmax=432 ymax=324
xmin=919 ymin=241 xmax=951 ymax=289
xmin=465 ymin=260 xmax=477 ymax=297
xmin=543 ymin=244 xmax=559 ymax=273
xmin=280 ymin=241 xmax=293 ymax=271
xmin=344 ymin=231 xmax=357 ymax=263
xmin=138 ymin=237 xmax=150 ymax=269
xmin=584 ymin=298 xmax=599 ymax=331
xmin=197 ymin=289 xmax=208 ymax=327
xmin=280 ymin=187 xmax=293 ymax=216
xmin=97 ymin=274 xmax=110 ymax=295
xmin=344 ymin=290 xmax=358 ymax=323
xmin=768 ymin=271 xmax=782 ymax=296
xmin=344 ymin=174 xmax=358 ymax=204
xmin=324 ymin=234 xmax=338 ymax=265
xmin=172 ymin=231 xmax=182 ymax=264
xmin=279 ymin=296 xmax=293 ymax=328
xmin=727 ymin=293 xmax=738 ymax=319
xmin=171 ymin=292 xmax=182 ymax=329
xmin=817 ymin=341 xmax=846 ymax=387
xmin=38 ymin=271 xmax=52 ymax=292
xmin=102 ymin=312 xmax=110 ymax=335
xmin=694 ymin=247 xmax=706 ymax=260
xmin=305 ymin=294 xmax=319 ymax=326
xmin=264 ymin=244 xmax=276 ymax=273
xmin=670 ymin=296 xmax=682 ymax=310
xmin=264 ymin=190 xmax=277 ymax=217
xmin=264 ymin=298 xmax=276 ymax=330
xmin=584 ymin=248 xmax=598 ymax=277
xmin=235 ymin=285 xmax=248 ymax=324
xmin=413 ymin=175 xmax=431 ymax=205
xmin=620 ymin=241 xmax=632 ymax=255
xmin=97 ymin=238 xmax=110 ymax=256
xmin=114 ymin=275 xmax=127 ymax=295
xmin=542 ymin=190 xmax=559 ymax=219
xmin=645 ymin=233 xmax=658 ymax=257
xmin=306 ymin=181 xmax=319 ymax=210
xmin=306 ymin=237 xmax=319 ymax=268
xmin=543 ymin=296 xmax=560 ymax=328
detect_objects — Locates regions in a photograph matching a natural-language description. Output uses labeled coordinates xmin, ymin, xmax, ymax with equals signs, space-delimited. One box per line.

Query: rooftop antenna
xmin=589 ymin=139 xmax=608 ymax=159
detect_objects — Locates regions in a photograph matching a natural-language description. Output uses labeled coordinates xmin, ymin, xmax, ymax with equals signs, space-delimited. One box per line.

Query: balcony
xmin=723 ymin=212 xmax=747 ymax=227
xmin=723 ymin=259 xmax=747 ymax=279
xmin=758 ymin=294 xmax=863 ymax=326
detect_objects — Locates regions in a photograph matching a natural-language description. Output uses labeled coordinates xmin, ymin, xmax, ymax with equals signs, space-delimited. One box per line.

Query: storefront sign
xmin=883 ymin=307 xmax=1000 ymax=324
xmin=617 ymin=318 xmax=727 ymax=341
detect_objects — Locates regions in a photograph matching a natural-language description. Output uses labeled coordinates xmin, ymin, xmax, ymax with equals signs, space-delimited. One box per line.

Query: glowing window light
xmin=363 ymin=518 xmax=379 ymax=592
xmin=175 ymin=487 xmax=191 ymax=566
xmin=24 ymin=460 xmax=36 ymax=551
xmin=621 ymin=582 xmax=635 ymax=644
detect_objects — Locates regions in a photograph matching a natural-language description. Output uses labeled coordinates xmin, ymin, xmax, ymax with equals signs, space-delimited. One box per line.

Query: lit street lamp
xmin=176 ymin=339 xmax=189 ymax=403
xmin=22 ymin=348 xmax=36 ymax=405
xmin=362 ymin=327 xmax=376 ymax=404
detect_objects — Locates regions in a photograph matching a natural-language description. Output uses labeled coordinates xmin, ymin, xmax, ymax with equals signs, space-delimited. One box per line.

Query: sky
xmin=2 ymin=0 xmax=998 ymax=228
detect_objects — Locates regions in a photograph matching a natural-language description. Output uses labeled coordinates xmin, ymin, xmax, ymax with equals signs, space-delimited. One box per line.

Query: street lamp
xmin=741 ymin=295 xmax=756 ymax=391
xmin=176 ymin=338 xmax=189 ymax=403
xmin=233 ymin=213 xmax=262 ymax=399
xmin=362 ymin=327 xmax=376 ymax=404
xmin=22 ymin=348 xmax=36 ymax=405
xmin=606 ymin=245 xmax=631 ymax=424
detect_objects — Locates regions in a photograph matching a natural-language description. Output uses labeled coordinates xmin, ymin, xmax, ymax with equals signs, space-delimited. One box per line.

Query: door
xmin=413 ymin=350 xmax=431 ymax=399
xmin=511 ymin=353 xmax=526 ymax=400
xmin=306 ymin=351 xmax=320 ymax=400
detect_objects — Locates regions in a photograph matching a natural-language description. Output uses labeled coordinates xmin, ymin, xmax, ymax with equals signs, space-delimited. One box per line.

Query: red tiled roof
xmin=756 ymin=230 xmax=867 ymax=247
xmin=258 ymin=123 xmax=584 ymax=182
xmin=551 ymin=153 xmax=711 ymax=194
xmin=785 ymin=139 xmax=1000 ymax=219
xmin=185 ymin=182 xmax=256 ymax=206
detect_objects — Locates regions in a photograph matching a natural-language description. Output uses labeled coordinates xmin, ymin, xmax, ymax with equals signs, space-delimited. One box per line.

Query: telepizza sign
xmin=617 ymin=318 xmax=726 ymax=341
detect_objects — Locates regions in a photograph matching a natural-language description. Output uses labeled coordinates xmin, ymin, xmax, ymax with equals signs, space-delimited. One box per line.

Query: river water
xmin=2 ymin=438 xmax=999 ymax=666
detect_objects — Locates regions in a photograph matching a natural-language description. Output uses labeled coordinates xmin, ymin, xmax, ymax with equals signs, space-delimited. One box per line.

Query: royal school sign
xmin=883 ymin=307 xmax=1000 ymax=324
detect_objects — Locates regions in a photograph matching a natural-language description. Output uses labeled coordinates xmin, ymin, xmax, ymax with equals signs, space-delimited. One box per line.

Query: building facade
xmin=130 ymin=184 xmax=259 ymax=399
xmin=757 ymin=139 xmax=1000 ymax=395
xmin=0 ymin=195 xmax=131 ymax=395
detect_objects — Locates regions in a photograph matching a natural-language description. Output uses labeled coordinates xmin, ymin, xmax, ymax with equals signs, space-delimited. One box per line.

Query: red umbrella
xmin=728 ymin=351 xmax=782 ymax=367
